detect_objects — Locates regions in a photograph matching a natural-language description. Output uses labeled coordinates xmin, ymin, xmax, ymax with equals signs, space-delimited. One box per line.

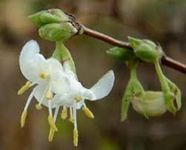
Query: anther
xmin=17 ymin=81 xmax=32 ymax=95
xmin=35 ymin=103 xmax=42 ymax=110
xmin=82 ymin=106 xmax=94 ymax=119
xmin=48 ymin=127 xmax=55 ymax=142
xmin=48 ymin=115 xmax=58 ymax=132
xmin=46 ymin=90 xmax=53 ymax=100
xmin=61 ymin=106 xmax=68 ymax=119
xmin=74 ymin=96 xmax=82 ymax=102
xmin=39 ymin=72 xmax=49 ymax=79
xmin=73 ymin=128 xmax=78 ymax=147
xmin=20 ymin=111 xmax=27 ymax=128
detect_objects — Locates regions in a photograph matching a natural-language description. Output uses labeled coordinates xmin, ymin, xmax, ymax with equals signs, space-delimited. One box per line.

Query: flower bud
xmin=132 ymin=91 xmax=167 ymax=117
xmin=128 ymin=37 xmax=164 ymax=63
xmin=107 ymin=47 xmax=135 ymax=61
xmin=121 ymin=61 xmax=145 ymax=121
xmin=39 ymin=23 xmax=77 ymax=42
xmin=163 ymin=76 xmax=181 ymax=113
xmin=29 ymin=9 xmax=69 ymax=27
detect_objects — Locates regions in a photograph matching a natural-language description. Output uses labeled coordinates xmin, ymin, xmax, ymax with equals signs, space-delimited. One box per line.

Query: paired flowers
xmin=18 ymin=40 xmax=115 ymax=146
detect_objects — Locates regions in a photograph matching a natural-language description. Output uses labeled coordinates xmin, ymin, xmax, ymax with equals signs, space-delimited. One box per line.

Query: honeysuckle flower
xmin=18 ymin=40 xmax=69 ymax=131
xmin=34 ymin=62 xmax=115 ymax=146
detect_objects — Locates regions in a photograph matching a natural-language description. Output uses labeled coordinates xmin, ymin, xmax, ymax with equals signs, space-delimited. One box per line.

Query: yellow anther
xmin=82 ymin=106 xmax=94 ymax=119
xmin=20 ymin=111 xmax=27 ymax=128
xmin=46 ymin=90 xmax=53 ymax=100
xmin=69 ymin=117 xmax=74 ymax=123
xmin=48 ymin=115 xmax=58 ymax=132
xmin=73 ymin=128 xmax=78 ymax=147
xmin=39 ymin=72 xmax=49 ymax=79
xmin=74 ymin=96 xmax=82 ymax=102
xmin=17 ymin=81 xmax=32 ymax=95
xmin=48 ymin=128 xmax=55 ymax=142
xmin=35 ymin=103 xmax=42 ymax=110
xmin=61 ymin=106 xmax=68 ymax=120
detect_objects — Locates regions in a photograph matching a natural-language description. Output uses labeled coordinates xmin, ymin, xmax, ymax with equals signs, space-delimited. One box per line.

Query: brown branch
xmin=81 ymin=26 xmax=186 ymax=74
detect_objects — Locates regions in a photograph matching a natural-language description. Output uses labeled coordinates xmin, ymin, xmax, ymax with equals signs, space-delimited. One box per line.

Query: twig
xmin=68 ymin=14 xmax=186 ymax=74
xmin=82 ymin=26 xmax=186 ymax=74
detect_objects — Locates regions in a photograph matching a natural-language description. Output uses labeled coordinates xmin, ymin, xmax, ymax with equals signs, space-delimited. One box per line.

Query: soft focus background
xmin=0 ymin=0 xmax=186 ymax=150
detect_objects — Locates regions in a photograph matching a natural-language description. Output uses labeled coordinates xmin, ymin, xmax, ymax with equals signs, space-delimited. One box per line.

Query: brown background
xmin=0 ymin=0 xmax=186 ymax=149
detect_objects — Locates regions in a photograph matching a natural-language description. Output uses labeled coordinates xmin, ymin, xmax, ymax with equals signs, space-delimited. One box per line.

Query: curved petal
xmin=47 ymin=58 xmax=70 ymax=94
xmin=33 ymin=82 xmax=49 ymax=107
xmin=89 ymin=70 xmax=115 ymax=100
xmin=19 ymin=40 xmax=46 ymax=82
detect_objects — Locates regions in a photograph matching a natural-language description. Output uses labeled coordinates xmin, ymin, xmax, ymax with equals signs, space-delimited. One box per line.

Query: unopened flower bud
xmin=132 ymin=91 xmax=167 ymax=117
xmin=29 ymin=9 xmax=69 ymax=27
xmin=107 ymin=47 xmax=135 ymax=61
xmin=39 ymin=23 xmax=77 ymax=42
xmin=128 ymin=37 xmax=164 ymax=63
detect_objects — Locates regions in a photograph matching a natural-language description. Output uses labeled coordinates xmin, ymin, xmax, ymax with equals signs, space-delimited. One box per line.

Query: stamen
xmin=69 ymin=107 xmax=74 ymax=123
xmin=48 ymin=128 xmax=55 ymax=142
xmin=61 ymin=106 xmax=68 ymax=120
xmin=73 ymin=128 xmax=78 ymax=147
xmin=46 ymin=90 xmax=53 ymax=100
xmin=82 ymin=106 xmax=95 ymax=119
xmin=48 ymin=106 xmax=59 ymax=142
xmin=20 ymin=111 xmax=27 ymax=128
xmin=17 ymin=81 xmax=32 ymax=95
xmin=73 ymin=106 xmax=78 ymax=147
xmin=48 ymin=115 xmax=58 ymax=132
xmin=35 ymin=103 xmax=42 ymax=110
xmin=39 ymin=72 xmax=49 ymax=79
xmin=20 ymin=89 xmax=34 ymax=128
xmin=74 ymin=96 xmax=82 ymax=102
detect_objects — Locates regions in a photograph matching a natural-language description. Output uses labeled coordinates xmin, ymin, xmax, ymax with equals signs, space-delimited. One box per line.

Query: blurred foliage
xmin=0 ymin=0 xmax=185 ymax=150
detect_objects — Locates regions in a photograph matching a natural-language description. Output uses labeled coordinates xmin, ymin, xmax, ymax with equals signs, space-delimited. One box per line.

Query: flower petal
xmin=47 ymin=58 xmax=70 ymax=94
xmin=33 ymin=82 xmax=49 ymax=107
xmin=19 ymin=40 xmax=46 ymax=82
xmin=89 ymin=70 xmax=115 ymax=100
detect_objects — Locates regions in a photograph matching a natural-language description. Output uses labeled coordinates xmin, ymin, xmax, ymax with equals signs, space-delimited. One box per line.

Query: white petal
xmin=33 ymin=82 xmax=53 ymax=108
xmin=19 ymin=40 xmax=46 ymax=82
xmin=20 ymin=40 xmax=40 ymax=57
xmin=63 ymin=62 xmax=78 ymax=80
xmin=47 ymin=58 xmax=70 ymax=94
xmin=89 ymin=70 xmax=115 ymax=100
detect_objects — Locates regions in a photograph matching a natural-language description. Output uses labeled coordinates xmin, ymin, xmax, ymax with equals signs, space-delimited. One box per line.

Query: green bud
xmin=154 ymin=59 xmax=182 ymax=114
xmin=121 ymin=61 xmax=144 ymax=121
xmin=39 ymin=23 xmax=77 ymax=42
xmin=132 ymin=91 xmax=167 ymax=117
xmin=128 ymin=36 xmax=164 ymax=63
xmin=29 ymin=9 xmax=69 ymax=27
xmin=107 ymin=47 xmax=135 ymax=61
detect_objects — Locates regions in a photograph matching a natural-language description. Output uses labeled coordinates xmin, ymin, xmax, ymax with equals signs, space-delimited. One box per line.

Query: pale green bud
xmin=163 ymin=76 xmax=182 ymax=113
xmin=121 ymin=61 xmax=145 ymax=121
xmin=107 ymin=47 xmax=135 ymax=61
xmin=132 ymin=91 xmax=167 ymax=117
xmin=39 ymin=23 xmax=77 ymax=42
xmin=154 ymin=59 xmax=182 ymax=114
xmin=29 ymin=9 xmax=69 ymax=27
xmin=128 ymin=36 xmax=164 ymax=63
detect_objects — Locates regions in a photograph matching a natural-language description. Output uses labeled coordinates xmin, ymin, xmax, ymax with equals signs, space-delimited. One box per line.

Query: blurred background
xmin=0 ymin=0 xmax=186 ymax=149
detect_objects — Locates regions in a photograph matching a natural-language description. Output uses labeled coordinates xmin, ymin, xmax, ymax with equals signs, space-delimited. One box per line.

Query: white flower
xmin=18 ymin=40 xmax=68 ymax=131
xmin=34 ymin=62 xmax=115 ymax=146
